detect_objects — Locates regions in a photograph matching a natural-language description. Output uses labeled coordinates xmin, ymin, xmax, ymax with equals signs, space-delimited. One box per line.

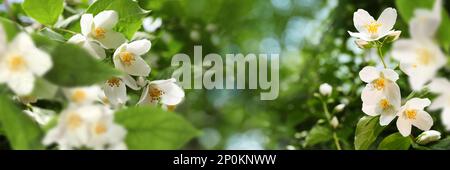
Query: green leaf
xmin=44 ymin=43 xmax=119 ymax=87
xmin=378 ymin=133 xmax=412 ymax=150
xmin=0 ymin=17 xmax=21 ymax=41
xmin=86 ymin=0 xmax=150 ymax=39
xmin=30 ymin=78 xmax=58 ymax=100
xmin=428 ymin=137 xmax=450 ymax=150
xmin=115 ymin=106 xmax=200 ymax=150
xmin=396 ymin=0 xmax=450 ymax=49
xmin=0 ymin=95 xmax=44 ymax=149
xmin=22 ymin=0 xmax=64 ymax=26
xmin=354 ymin=116 xmax=385 ymax=150
xmin=304 ymin=124 xmax=332 ymax=147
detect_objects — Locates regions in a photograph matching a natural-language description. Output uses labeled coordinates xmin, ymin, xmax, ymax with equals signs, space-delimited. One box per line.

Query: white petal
xmin=127 ymin=39 xmax=151 ymax=56
xmin=83 ymin=41 xmax=106 ymax=60
xmin=359 ymin=66 xmax=379 ymax=83
xmin=362 ymin=103 xmax=379 ymax=116
xmin=377 ymin=8 xmax=397 ymax=36
xmin=104 ymin=80 xmax=127 ymax=106
xmin=406 ymin=98 xmax=431 ymax=110
xmin=385 ymin=82 xmax=402 ymax=107
xmin=428 ymin=78 xmax=450 ymax=94
xmin=68 ymin=34 xmax=86 ymax=44
xmin=123 ymin=56 xmax=151 ymax=76
xmin=353 ymin=9 xmax=375 ymax=34
xmin=93 ymin=10 xmax=119 ymax=30
xmin=0 ymin=64 xmax=10 ymax=83
xmin=380 ymin=111 xmax=396 ymax=126
xmin=441 ymin=108 xmax=450 ymax=131
xmin=381 ymin=69 xmax=398 ymax=82
xmin=409 ymin=10 xmax=440 ymax=40
xmin=23 ymin=48 xmax=53 ymax=76
xmin=160 ymin=81 xmax=185 ymax=106
xmin=97 ymin=30 xmax=126 ymax=49
xmin=81 ymin=14 xmax=94 ymax=36
xmin=391 ymin=39 xmax=419 ymax=63
xmin=396 ymin=116 xmax=412 ymax=137
xmin=361 ymin=85 xmax=383 ymax=104
xmin=122 ymin=74 xmax=139 ymax=90
xmin=137 ymin=84 xmax=150 ymax=105
xmin=348 ymin=31 xmax=371 ymax=41
xmin=411 ymin=111 xmax=433 ymax=131
xmin=429 ymin=95 xmax=448 ymax=111
xmin=7 ymin=71 xmax=35 ymax=95
xmin=10 ymin=33 xmax=35 ymax=52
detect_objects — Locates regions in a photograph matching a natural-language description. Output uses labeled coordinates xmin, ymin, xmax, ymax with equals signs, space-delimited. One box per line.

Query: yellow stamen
xmin=67 ymin=113 xmax=82 ymax=130
xmin=405 ymin=109 xmax=417 ymax=120
xmin=119 ymin=52 xmax=135 ymax=66
xmin=417 ymin=48 xmax=434 ymax=65
xmin=365 ymin=21 xmax=382 ymax=34
xmin=71 ymin=90 xmax=87 ymax=103
xmin=8 ymin=55 xmax=26 ymax=71
xmin=93 ymin=27 xmax=106 ymax=39
xmin=148 ymin=86 xmax=164 ymax=102
xmin=379 ymin=99 xmax=390 ymax=110
xmin=107 ymin=78 xmax=121 ymax=87
xmin=373 ymin=78 xmax=386 ymax=90
xmin=94 ymin=122 xmax=107 ymax=135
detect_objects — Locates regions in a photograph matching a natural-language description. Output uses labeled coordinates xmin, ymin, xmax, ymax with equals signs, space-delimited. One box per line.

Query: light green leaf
xmin=0 ymin=95 xmax=45 ymax=150
xmin=115 ymin=106 xmax=200 ymax=150
xmin=396 ymin=0 xmax=450 ymax=49
xmin=354 ymin=116 xmax=385 ymax=150
xmin=44 ymin=43 xmax=119 ymax=87
xmin=86 ymin=0 xmax=150 ymax=39
xmin=30 ymin=78 xmax=58 ymax=100
xmin=304 ymin=124 xmax=332 ymax=147
xmin=22 ymin=0 xmax=64 ymax=26
xmin=0 ymin=17 xmax=21 ymax=41
xmin=378 ymin=133 xmax=412 ymax=150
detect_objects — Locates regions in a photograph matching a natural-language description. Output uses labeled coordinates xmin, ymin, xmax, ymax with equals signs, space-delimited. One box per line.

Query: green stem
xmin=320 ymin=98 xmax=342 ymax=150
xmin=333 ymin=132 xmax=342 ymax=150
xmin=377 ymin=46 xmax=387 ymax=69
xmin=51 ymin=27 xmax=78 ymax=35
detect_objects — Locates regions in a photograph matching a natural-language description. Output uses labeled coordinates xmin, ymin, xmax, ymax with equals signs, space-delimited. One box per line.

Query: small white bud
xmin=286 ymin=145 xmax=296 ymax=150
xmin=385 ymin=30 xmax=401 ymax=43
xmin=354 ymin=39 xmax=372 ymax=49
xmin=416 ymin=130 xmax=441 ymax=145
xmin=334 ymin=104 xmax=346 ymax=113
xmin=330 ymin=116 xmax=339 ymax=129
xmin=137 ymin=76 xmax=148 ymax=87
xmin=319 ymin=83 xmax=332 ymax=96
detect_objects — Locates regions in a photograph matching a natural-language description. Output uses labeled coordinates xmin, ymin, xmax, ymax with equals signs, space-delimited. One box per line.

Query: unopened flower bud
xmin=319 ymin=83 xmax=332 ymax=96
xmin=416 ymin=130 xmax=441 ymax=145
xmin=334 ymin=104 xmax=346 ymax=113
xmin=354 ymin=39 xmax=372 ymax=49
xmin=385 ymin=30 xmax=401 ymax=43
xmin=330 ymin=116 xmax=339 ymax=129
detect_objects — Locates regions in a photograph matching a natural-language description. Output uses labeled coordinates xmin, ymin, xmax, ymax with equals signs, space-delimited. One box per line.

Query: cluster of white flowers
xmin=350 ymin=0 xmax=447 ymax=137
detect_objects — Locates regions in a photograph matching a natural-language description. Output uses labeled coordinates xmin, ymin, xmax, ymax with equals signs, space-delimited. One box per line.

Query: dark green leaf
xmin=378 ymin=133 xmax=412 ymax=150
xmin=354 ymin=116 xmax=385 ymax=150
xmin=304 ymin=124 xmax=332 ymax=147
xmin=428 ymin=137 xmax=450 ymax=150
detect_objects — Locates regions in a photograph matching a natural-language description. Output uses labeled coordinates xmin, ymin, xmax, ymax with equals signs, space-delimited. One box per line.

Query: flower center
xmin=94 ymin=122 xmax=107 ymax=135
xmin=71 ymin=90 xmax=87 ymax=103
xmin=93 ymin=27 xmax=106 ymax=39
xmin=405 ymin=109 xmax=417 ymax=120
xmin=365 ymin=21 xmax=382 ymax=34
xmin=107 ymin=78 xmax=121 ymax=87
xmin=119 ymin=52 xmax=135 ymax=66
xmin=7 ymin=55 xmax=26 ymax=71
xmin=67 ymin=113 xmax=82 ymax=130
xmin=379 ymin=99 xmax=390 ymax=110
xmin=417 ymin=48 xmax=434 ymax=65
xmin=148 ymin=86 xmax=164 ymax=102
xmin=373 ymin=77 xmax=386 ymax=90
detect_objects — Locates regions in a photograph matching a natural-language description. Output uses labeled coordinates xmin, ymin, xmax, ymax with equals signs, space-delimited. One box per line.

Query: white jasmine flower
xmin=428 ymin=78 xmax=450 ymax=131
xmin=63 ymin=86 xmax=103 ymax=105
xmin=319 ymin=83 xmax=332 ymax=96
xmin=23 ymin=106 xmax=55 ymax=126
xmin=348 ymin=8 xmax=398 ymax=41
xmin=0 ymin=33 xmax=53 ymax=95
xmin=80 ymin=10 xmax=126 ymax=49
xmin=113 ymin=39 xmax=151 ymax=76
xmin=416 ymin=130 xmax=441 ymax=145
xmin=68 ymin=34 xmax=106 ymax=59
xmin=143 ymin=17 xmax=162 ymax=33
xmin=359 ymin=66 xmax=401 ymax=125
xmin=138 ymin=78 xmax=185 ymax=106
xmin=409 ymin=0 xmax=442 ymax=40
xmin=396 ymin=98 xmax=433 ymax=137
xmin=391 ymin=39 xmax=446 ymax=91
xmin=43 ymin=104 xmax=127 ymax=150
xmin=103 ymin=75 xmax=139 ymax=107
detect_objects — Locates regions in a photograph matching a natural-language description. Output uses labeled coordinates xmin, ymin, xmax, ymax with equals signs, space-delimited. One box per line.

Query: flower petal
xmin=429 ymin=95 xmax=448 ymax=111
xmin=411 ymin=110 xmax=433 ymax=131
xmin=97 ymin=30 xmax=126 ymax=49
xmin=81 ymin=14 xmax=94 ymax=36
xmin=441 ymin=108 xmax=450 ymax=131
xmin=377 ymin=8 xmax=397 ymax=36
xmin=359 ymin=66 xmax=379 ymax=83
xmin=396 ymin=116 xmax=412 ymax=137
xmin=428 ymin=78 xmax=450 ymax=94
xmin=10 ymin=33 xmax=35 ymax=52
xmin=353 ymin=9 xmax=375 ymax=34
xmin=83 ymin=41 xmax=106 ymax=60
xmin=409 ymin=10 xmax=440 ymax=40
xmin=7 ymin=71 xmax=35 ymax=95
xmin=127 ymin=39 xmax=151 ymax=56
xmin=380 ymin=110 xmax=396 ymax=126
xmin=104 ymin=79 xmax=127 ymax=106
xmin=406 ymin=98 xmax=431 ymax=110
xmin=68 ymin=34 xmax=86 ymax=44
xmin=381 ymin=69 xmax=398 ymax=82
xmin=123 ymin=56 xmax=151 ymax=77
xmin=122 ymin=74 xmax=139 ymax=90
xmin=362 ymin=103 xmax=378 ymax=116
xmin=93 ymin=10 xmax=119 ymax=30
xmin=160 ymin=80 xmax=185 ymax=106
xmin=23 ymin=48 xmax=53 ymax=76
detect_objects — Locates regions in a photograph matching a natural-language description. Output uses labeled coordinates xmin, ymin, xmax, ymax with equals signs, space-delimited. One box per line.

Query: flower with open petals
xmin=138 ymin=78 xmax=185 ymax=106
xmin=396 ymin=98 xmax=433 ymax=137
xmin=0 ymin=33 xmax=53 ymax=95
xmin=63 ymin=86 xmax=103 ymax=105
xmin=428 ymin=78 xmax=450 ymax=131
xmin=68 ymin=34 xmax=106 ymax=59
xmin=80 ymin=10 xmax=126 ymax=49
xmin=113 ymin=39 xmax=151 ymax=76
xmin=143 ymin=17 xmax=162 ymax=33
xmin=348 ymin=8 xmax=398 ymax=41
xmin=409 ymin=0 xmax=442 ymax=40
xmin=103 ymin=75 xmax=139 ymax=107
xmin=359 ymin=66 xmax=401 ymax=125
